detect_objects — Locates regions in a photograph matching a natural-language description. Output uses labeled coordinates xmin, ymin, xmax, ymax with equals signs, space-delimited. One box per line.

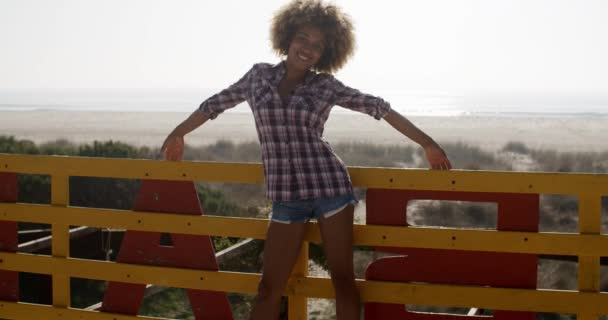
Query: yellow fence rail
xmin=0 ymin=153 xmax=607 ymax=319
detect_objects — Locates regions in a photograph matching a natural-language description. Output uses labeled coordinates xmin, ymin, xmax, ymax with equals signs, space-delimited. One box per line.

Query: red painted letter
xmin=365 ymin=189 xmax=538 ymax=319
xmin=101 ymin=180 xmax=233 ymax=319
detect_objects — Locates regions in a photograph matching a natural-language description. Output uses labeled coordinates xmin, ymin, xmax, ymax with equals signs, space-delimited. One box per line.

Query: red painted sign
xmin=364 ymin=189 xmax=539 ymax=319
xmin=101 ymin=180 xmax=233 ymax=319
xmin=0 ymin=172 xmax=19 ymax=302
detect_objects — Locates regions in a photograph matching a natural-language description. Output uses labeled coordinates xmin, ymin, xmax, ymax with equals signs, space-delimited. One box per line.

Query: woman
xmin=161 ymin=1 xmax=452 ymax=319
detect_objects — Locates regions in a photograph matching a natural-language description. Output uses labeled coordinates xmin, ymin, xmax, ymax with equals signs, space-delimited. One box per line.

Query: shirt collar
xmin=270 ymin=60 xmax=316 ymax=86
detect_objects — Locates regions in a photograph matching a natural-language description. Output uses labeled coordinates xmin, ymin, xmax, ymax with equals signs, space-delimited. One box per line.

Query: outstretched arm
xmin=160 ymin=64 xmax=258 ymax=161
xmin=383 ymin=109 xmax=452 ymax=170
xmin=160 ymin=110 xmax=209 ymax=161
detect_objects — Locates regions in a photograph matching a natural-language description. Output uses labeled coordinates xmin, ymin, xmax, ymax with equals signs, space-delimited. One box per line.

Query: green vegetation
xmin=530 ymin=148 xmax=608 ymax=173
xmin=333 ymin=142 xmax=415 ymax=167
xmin=502 ymin=141 xmax=530 ymax=154
xmin=429 ymin=141 xmax=510 ymax=170
xmin=139 ymin=288 xmax=194 ymax=319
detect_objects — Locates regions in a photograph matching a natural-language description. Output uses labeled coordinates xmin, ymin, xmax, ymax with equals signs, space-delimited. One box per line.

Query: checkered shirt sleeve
xmin=331 ymin=78 xmax=392 ymax=120
xmin=198 ymin=65 xmax=255 ymax=120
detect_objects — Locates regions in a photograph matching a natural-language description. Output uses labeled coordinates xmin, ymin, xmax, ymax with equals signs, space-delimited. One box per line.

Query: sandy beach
xmin=1 ymin=110 xmax=606 ymax=152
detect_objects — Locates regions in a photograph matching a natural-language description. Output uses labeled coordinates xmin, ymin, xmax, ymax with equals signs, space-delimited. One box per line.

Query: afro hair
xmin=270 ymin=0 xmax=356 ymax=74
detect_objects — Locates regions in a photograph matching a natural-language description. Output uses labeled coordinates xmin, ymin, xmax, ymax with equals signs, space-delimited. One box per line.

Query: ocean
xmin=1 ymin=88 xmax=607 ymax=118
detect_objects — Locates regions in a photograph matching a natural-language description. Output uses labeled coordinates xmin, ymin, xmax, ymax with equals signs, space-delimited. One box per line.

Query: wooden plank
xmin=2 ymin=252 xmax=608 ymax=314
xmin=2 ymin=203 xmax=608 ymax=256
xmin=0 ymin=301 xmax=166 ymax=320
xmin=1 ymin=154 xmax=608 ymax=194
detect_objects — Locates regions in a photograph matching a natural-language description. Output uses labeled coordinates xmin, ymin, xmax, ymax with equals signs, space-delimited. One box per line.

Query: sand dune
xmin=1 ymin=110 xmax=606 ymax=152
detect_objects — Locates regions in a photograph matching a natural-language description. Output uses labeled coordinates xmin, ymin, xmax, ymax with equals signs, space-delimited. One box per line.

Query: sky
xmin=1 ymin=0 xmax=607 ymax=95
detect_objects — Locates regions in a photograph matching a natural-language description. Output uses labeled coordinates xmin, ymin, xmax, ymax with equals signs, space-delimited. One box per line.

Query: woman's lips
xmin=297 ymin=52 xmax=311 ymax=62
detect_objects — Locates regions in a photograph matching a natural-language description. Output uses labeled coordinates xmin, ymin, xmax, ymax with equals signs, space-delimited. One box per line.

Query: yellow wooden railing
xmin=0 ymin=153 xmax=607 ymax=319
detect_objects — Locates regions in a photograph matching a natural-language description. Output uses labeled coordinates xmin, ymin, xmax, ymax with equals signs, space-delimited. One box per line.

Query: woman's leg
xmin=249 ymin=221 xmax=307 ymax=320
xmin=318 ymin=205 xmax=360 ymax=320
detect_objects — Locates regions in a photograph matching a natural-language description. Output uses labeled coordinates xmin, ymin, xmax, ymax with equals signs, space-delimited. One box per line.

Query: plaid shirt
xmin=199 ymin=61 xmax=392 ymax=201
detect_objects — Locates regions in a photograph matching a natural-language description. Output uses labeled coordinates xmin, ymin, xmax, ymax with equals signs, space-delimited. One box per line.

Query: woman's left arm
xmin=383 ymin=109 xmax=452 ymax=170
xmin=330 ymin=77 xmax=451 ymax=169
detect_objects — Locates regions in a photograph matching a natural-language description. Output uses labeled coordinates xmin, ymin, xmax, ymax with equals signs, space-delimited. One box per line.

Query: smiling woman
xmin=159 ymin=1 xmax=451 ymax=319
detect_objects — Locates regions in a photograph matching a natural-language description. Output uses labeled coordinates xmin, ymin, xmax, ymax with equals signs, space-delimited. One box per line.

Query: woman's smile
xmin=286 ymin=24 xmax=325 ymax=71
xmin=297 ymin=51 xmax=312 ymax=62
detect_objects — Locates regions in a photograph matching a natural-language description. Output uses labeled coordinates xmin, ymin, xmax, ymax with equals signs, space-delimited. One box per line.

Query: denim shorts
xmin=270 ymin=193 xmax=358 ymax=224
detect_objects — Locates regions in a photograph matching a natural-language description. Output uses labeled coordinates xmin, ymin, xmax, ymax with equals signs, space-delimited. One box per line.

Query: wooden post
xmin=577 ymin=193 xmax=601 ymax=320
xmin=51 ymin=174 xmax=70 ymax=308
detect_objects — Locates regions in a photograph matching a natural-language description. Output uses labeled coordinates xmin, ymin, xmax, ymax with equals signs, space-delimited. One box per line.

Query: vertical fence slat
xmin=288 ymin=241 xmax=308 ymax=320
xmin=578 ymin=193 xmax=601 ymax=320
xmin=51 ymin=174 xmax=70 ymax=308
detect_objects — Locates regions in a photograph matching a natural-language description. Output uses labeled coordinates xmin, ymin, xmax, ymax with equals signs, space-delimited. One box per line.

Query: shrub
xmin=502 ymin=141 xmax=530 ymax=154
xmin=530 ymin=149 xmax=608 ymax=173
xmin=424 ymin=142 xmax=509 ymax=170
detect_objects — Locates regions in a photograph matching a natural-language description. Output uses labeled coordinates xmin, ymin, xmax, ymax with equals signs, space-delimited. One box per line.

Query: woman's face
xmin=286 ymin=25 xmax=325 ymax=72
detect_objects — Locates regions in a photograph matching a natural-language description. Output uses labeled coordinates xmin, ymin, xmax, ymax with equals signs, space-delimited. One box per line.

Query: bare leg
xmin=318 ymin=205 xmax=360 ymax=320
xmin=249 ymin=221 xmax=307 ymax=320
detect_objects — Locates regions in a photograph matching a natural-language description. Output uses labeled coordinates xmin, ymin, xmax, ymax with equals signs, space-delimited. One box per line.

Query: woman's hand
xmin=423 ymin=142 xmax=452 ymax=170
xmin=161 ymin=134 xmax=185 ymax=161
xmin=159 ymin=110 xmax=209 ymax=161
xmin=383 ymin=110 xmax=452 ymax=170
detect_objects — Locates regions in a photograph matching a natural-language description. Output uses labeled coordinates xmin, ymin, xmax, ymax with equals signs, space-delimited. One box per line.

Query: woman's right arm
xmin=168 ymin=109 xmax=209 ymax=138
xmin=161 ymin=110 xmax=209 ymax=161
xmin=161 ymin=63 xmax=260 ymax=160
